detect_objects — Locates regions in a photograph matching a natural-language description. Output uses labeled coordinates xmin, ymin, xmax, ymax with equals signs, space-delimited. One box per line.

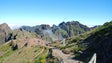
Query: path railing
xmin=89 ymin=53 xmax=96 ymax=63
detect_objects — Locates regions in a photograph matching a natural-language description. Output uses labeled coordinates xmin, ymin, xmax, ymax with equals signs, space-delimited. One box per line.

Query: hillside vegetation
xmin=0 ymin=29 xmax=49 ymax=63
xmin=52 ymin=21 xmax=112 ymax=63
xmin=0 ymin=21 xmax=111 ymax=63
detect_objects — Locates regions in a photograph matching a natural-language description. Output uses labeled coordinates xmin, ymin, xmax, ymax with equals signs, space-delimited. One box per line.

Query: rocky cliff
xmin=0 ymin=23 xmax=12 ymax=45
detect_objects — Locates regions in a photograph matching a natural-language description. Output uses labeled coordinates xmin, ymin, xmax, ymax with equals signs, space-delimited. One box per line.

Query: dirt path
xmin=52 ymin=49 xmax=82 ymax=63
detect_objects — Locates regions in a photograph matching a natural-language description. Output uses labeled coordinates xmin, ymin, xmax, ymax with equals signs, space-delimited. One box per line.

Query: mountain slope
xmin=84 ymin=21 xmax=112 ymax=63
xmin=57 ymin=21 xmax=112 ymax=63
xmin=0 ymin=28 xmax=48 ymax=63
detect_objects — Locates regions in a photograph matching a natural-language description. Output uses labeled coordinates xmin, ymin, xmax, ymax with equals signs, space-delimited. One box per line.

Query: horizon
xmin=0 ymin=0 xmax=112 ymax=28
xmin=0 ymin=20 xmax=107 ymax=30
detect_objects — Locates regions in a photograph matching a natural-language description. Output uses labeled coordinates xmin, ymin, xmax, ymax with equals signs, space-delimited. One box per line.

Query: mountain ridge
xmin=21 ymin=21 xmax=91 ymax=42
xmin=0 ymin=21 xmax=112 ymax=63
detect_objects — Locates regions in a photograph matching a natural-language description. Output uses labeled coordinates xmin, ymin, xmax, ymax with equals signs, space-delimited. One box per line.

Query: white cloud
xmin=8 ymin=23 xmax=22 ymax=30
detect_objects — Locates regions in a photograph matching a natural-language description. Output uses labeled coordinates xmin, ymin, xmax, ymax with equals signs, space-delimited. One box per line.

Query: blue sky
xmin=0 ymin=0 xmax=112 ymax=28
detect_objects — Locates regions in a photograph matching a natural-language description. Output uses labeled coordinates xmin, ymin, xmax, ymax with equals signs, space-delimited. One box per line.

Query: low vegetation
xmin=49 ymin=21 xmax=112 ymax=63
xmin=0 ymin=29 xmax=50 ymax=63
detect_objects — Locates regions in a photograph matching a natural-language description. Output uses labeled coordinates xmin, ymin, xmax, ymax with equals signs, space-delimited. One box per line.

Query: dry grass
xmin=0 ymin=29 xmax=48 ymax=63
xmin=0 ymin=44 xmax=43 ymax=63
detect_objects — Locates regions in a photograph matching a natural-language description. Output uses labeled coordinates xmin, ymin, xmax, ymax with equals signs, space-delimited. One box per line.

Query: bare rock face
xmin=0 ymin=23 xmax=12 ymax=45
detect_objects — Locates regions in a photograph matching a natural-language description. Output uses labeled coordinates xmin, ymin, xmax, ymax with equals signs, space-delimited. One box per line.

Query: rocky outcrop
xmin=59 ymin=21 xmax=90 ymax=37
xmin=0 ymin=23 xmax=12 ymax=45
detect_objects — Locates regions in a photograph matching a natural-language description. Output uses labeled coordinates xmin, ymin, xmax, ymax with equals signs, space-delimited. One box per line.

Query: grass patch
xmin=34 ymin=48 xmax=48 ymax=63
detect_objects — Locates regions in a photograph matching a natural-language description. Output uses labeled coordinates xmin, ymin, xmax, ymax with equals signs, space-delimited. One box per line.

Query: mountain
xmin=0 ymin=27 xmax=49 ymax=63
xmin=0 ymin=23 xmax=59 ymax=63
xmin=59 ymin=21 xmax=90 ymax=37
xmin=0 ymin=23 xmax=12 ymax=45
xmin=56 ymin=21 xmax=112 ymax=63
xmin=0 ymin=21 xmax=111 ymax=63
xmin=21 ymin=21 xmax=90 ymax=42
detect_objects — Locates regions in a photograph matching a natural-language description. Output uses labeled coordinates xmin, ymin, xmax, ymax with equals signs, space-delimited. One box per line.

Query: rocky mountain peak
xmin=0 ymin=23 xmax=11 ymax=30
xmin=0 ymin=23 xmax=12 ymax=45
xmin=40 ymin=24 xmax=51 ymax=30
